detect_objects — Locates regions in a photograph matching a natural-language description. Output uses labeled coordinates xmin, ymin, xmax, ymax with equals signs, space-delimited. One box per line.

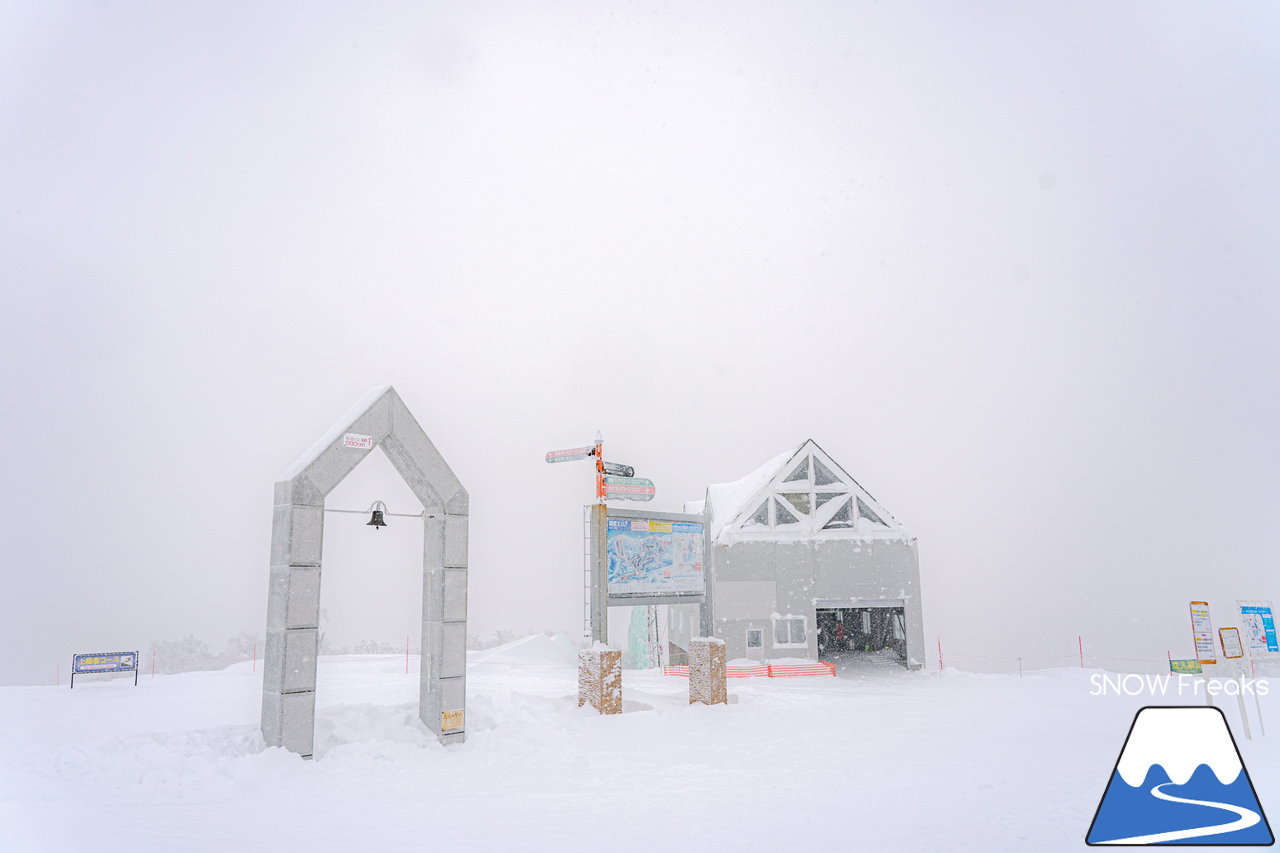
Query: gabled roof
xmin=275 ymin=385 xmax=467 ymax=514
xmin=705 ymin=439 xmax=908 ymax=544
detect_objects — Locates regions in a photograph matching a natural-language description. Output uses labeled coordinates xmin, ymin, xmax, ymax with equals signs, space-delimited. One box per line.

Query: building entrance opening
xmin=816 ymin=606 xmax=906 ymax=672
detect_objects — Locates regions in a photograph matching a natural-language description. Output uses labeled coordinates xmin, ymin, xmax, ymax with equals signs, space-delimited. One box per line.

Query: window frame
xmin=771 ymin=614 xmax=808 ymax=649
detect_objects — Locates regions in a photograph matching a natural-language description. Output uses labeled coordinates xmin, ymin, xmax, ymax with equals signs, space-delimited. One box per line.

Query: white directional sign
xmin=545 ymin=446 xmax=594 ymax=463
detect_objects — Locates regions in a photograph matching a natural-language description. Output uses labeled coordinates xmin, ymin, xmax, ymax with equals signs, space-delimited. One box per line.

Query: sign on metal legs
xmin=71 ymin=651 xmax=139 ymax=688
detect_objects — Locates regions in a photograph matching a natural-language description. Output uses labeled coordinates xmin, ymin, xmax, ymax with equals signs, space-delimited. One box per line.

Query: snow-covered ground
xmin=2 ymin=638 xmax=1276 ymax=852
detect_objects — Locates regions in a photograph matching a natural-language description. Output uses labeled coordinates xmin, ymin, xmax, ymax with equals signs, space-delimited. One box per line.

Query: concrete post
xmin=262 ymin=495 xmax=324 ymax=757
xmin=688 ymin=637 xmax=727 ymax=706
xmin=589 ymin=504 xmax=608 ymax=644
xmin=421 ymin=513 xmax=468 ymax=743
xmin=578 ymin=646 xmax=622 ymax=715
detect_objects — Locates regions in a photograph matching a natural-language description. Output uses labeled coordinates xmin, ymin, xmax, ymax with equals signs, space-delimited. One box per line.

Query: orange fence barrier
xmin=661 ymin=662 xmax=833 ymax=678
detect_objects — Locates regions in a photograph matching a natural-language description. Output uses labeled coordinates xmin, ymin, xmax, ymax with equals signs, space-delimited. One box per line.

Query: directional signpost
xmin=545 ymin=446 xmax=595 ymax=464
xmin=604 ymin=476 xmax=655 ymax=502
xmin=545 ymin=434 xmax=661 ymax=645
xmin=602 ymin=462 xmax=634 ymax=478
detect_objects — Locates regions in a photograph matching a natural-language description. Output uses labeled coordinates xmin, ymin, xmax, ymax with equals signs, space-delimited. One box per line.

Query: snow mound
xmin=469 ymin=634 xmax=579 ymax=667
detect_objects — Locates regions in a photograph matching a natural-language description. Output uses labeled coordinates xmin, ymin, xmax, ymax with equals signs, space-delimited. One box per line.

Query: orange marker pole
xmin=594 ymin=432 xmax=605 ymax=504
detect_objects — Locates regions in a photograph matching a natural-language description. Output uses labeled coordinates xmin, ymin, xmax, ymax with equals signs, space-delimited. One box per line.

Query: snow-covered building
xmin=677 ymin=440 xmax=925 ymax=669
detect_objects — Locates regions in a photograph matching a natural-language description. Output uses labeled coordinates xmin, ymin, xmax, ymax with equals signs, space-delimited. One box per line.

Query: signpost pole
xmin=590 ymin=432 xmax=608 ymax=646
xmin=1236 ymin=660 xmax=1253 ymax=740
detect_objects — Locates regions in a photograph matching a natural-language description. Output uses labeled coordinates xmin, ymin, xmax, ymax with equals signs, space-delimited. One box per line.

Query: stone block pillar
xmin=420 ymin=513 xmax=468 ymax=744
xmin=689 ymin=637 xmax=727 ymax=706
xmin=262 ymin=482 xmax=325 ymax=757
xmin=578 ymin=646 xmax=622 ymax=715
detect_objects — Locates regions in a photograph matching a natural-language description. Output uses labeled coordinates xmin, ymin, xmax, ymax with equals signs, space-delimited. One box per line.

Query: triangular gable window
xmin=822 ymin=498 xmax=855 ymax=529
xmin=813 ymin=458 xmax=842 ymax=487
xmin=730 ymin=443 xmax=899 ymax=536
xmin=773 ymin=497 xmax=799 ymax=525
xmin=857 ymin=497 xmax=887 ymax=528
xmin=743 ymin=501 xmax=770 ymax=528
xmin=783 ymin=457 xmax=809 ymax=483
xmin=780 ymin=493 xmax=810 ymax=515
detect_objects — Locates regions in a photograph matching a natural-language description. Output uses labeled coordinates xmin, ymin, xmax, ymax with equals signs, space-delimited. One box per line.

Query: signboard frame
xmin=71 ymin=650 xmax=139 ymax=689
xmin=1238 ymin=600 xmax=1279 ymax=657
xmin=1219 ymin=627 xmax=1244 ymax=660
xmin=602 ymin=506 xmax=706 ymax=603
xmin=1190 ymin=601 xmax=1217 ymax=666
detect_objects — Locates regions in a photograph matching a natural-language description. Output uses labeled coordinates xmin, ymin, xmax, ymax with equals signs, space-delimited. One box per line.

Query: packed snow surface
xmin=2 ymin=645 xmax=1275 ymax=852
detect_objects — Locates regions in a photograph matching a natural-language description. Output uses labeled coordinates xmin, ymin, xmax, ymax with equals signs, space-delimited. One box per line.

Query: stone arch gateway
xmin=261 ymin=385 xmax=468 ymax=756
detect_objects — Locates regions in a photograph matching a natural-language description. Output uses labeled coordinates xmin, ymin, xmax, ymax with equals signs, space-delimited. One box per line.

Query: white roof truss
xmin=727 ymin=440 xmax=903 ymax=540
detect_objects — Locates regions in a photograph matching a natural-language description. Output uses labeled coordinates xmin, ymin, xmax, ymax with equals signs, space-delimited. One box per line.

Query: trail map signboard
xmin=605 ymin=514 xmax=704 ymax=599
xmin=1239 ymin=601 xmax=1279 ymax=655
xmin=1190 ymin=601 xmax=1217 ymax=665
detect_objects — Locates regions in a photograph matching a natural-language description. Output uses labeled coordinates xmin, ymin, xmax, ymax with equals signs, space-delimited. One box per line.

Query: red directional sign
xmin=545 ymin=446 xmax=595 ymax=463
xmin=604 ymin=476 xmax=655 ymax=501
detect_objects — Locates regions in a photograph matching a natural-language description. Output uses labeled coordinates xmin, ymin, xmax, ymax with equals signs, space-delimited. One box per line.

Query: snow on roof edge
xmin=704 ymin=445 xmax=800 ymax=540
xmin=278 ymin=384 xmax=394 ymax=481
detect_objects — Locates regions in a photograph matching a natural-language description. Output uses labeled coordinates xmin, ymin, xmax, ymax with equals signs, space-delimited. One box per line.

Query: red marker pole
xmin=1078 ymin=635 xmax=1084 ymax=668
xmin=151 ymin=650 xmax=156 ymax=678
xmin=937 ymin=638 xmax=943 ymax=673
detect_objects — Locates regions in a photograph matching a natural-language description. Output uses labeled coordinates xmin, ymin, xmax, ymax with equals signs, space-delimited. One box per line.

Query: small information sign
xmin=441 ymin=709 xmax=464 ymax=731
xmin=1219 ymin=627 xmax=1244 ymax=660
xmin=343 ymin=433 xmax=374 ymax=449
xmin=1190 ymin=601 xmax=1217 ymax=665
xmin=1169 ymin=659 xmax=1203 ymax=675
xmin=71 ymin=651 xmax=139 ymax=688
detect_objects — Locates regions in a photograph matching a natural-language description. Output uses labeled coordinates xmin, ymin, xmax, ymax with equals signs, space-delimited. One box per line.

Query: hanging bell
xmin=367 ymin=501 xmax=388 ymax=531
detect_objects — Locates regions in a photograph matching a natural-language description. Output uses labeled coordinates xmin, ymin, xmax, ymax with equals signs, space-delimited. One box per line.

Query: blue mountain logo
xmin=1087 ymin=706 xmax=1273 ymax=845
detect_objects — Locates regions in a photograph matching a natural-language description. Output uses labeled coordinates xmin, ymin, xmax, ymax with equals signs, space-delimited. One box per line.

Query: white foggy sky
xmin=2 ymin=2 xmax=1278 ymax=683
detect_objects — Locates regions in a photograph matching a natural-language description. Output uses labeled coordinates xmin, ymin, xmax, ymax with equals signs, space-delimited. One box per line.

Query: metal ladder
xmin=582 ymin=505 xmax=593 ymax=640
